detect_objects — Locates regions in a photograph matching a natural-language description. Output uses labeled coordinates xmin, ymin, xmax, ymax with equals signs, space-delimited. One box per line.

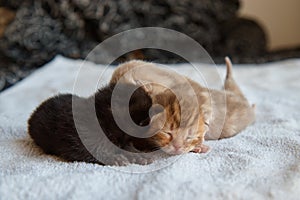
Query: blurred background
xmin=0 ymin=0 xmax=299 ymax=92
xmin=240 ymin=0 xmax=300 ymax=50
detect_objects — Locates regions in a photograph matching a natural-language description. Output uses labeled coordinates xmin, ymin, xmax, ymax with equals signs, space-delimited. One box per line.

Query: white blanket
xmin=1 ymin=56 xmax=300 ymax=199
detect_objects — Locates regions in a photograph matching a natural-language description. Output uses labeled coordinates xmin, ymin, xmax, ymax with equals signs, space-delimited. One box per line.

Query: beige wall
xmin=239 ymin=0 xmax=300 ymax=50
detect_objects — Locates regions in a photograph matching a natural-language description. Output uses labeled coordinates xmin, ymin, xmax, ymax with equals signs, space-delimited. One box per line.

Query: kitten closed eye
xmin=186 ymin=136 xmax=197 ymax=142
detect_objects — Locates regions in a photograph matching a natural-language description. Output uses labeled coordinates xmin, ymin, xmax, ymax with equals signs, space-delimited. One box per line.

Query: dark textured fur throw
xmin=0 ymin=1 xmax=299 ymax=92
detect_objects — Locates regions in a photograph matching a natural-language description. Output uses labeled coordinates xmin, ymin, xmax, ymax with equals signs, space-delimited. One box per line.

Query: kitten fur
xmin=28 ymin=83 xmax=155 ymax=165
xmin=110 ymin=58 xmax=255 ymax=154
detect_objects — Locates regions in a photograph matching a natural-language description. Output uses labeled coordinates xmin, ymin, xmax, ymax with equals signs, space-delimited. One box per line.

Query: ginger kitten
xmin=110 ymin=58 xmax=255 ymax=154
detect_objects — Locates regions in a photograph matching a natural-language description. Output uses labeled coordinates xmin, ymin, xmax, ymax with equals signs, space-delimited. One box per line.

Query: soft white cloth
xmin=1 ymin=56 xmax=300 ymax=199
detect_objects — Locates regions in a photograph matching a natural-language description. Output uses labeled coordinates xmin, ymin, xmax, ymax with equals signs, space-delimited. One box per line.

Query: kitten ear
xmin=149 ymin=104 xmax=165 ymax=126
xmin=149 ymin=104 xmax=164 ymax=118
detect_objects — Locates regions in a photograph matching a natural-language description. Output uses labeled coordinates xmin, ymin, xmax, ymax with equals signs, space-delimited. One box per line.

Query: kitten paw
xmin=191 ymin=144 xmax=210 ymax=153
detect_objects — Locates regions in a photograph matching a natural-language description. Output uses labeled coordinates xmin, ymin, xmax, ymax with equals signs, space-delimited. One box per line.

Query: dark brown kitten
xmin=28 ymin=83 xmax=154 ymax=165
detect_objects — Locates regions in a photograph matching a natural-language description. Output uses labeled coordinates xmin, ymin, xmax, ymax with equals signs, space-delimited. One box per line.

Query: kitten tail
xmin=225 ymin=56 xmax=233 ymax=79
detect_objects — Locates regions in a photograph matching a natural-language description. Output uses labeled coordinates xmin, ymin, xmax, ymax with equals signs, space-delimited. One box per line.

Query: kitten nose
xmin=173 ymin=143 xmax=182 ymax=151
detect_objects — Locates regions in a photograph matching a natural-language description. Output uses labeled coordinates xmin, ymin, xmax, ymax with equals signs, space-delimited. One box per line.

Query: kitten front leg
xmin=191 ymin=133 xmax=210 ymax=154
xmin=191 ymin=143 xmax=210 ymax=153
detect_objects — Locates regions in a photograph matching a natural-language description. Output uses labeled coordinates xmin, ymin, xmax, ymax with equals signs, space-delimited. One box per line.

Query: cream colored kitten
xmin=110 ymin=58 xmax=255 ymax=154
